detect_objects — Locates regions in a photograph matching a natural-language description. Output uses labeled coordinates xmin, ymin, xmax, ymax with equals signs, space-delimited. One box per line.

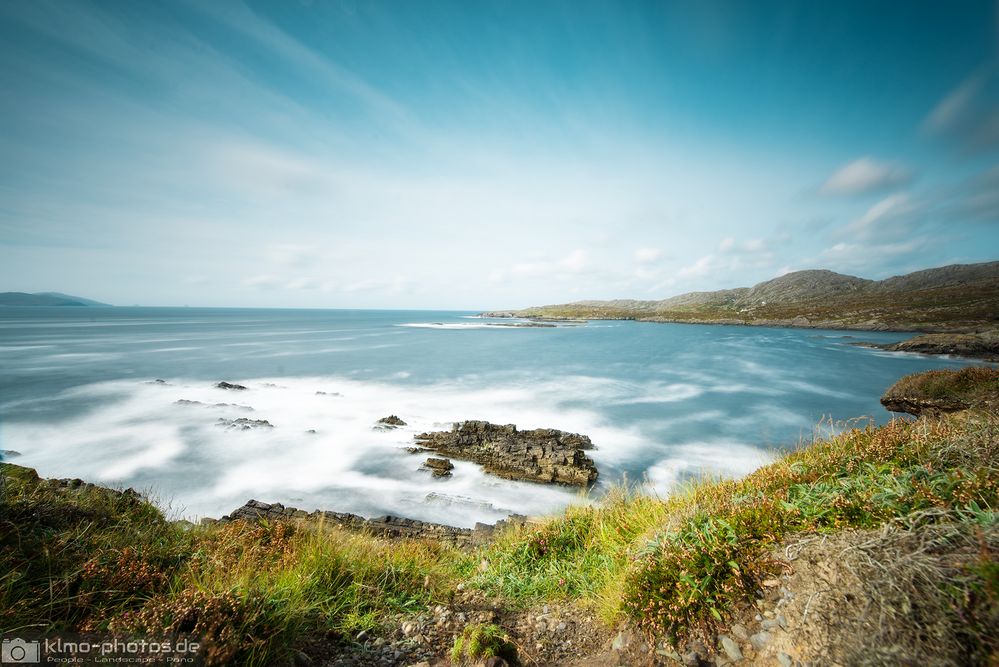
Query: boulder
xmin=414 ymin=421 xmax=598 ymax=486
xmin=376 ymin=415 xmax=407 ymax=428
xmin=215 ymin=381 xmax=247 ymax=391
xmin=423 ymin=457 xmax=454 ymax=478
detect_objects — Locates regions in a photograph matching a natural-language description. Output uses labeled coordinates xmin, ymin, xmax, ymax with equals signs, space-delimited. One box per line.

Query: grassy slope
xmin=2 ymin=369 xmax=997 ymax=665
xmin=513 ymin=280 xmax=999 ymax=332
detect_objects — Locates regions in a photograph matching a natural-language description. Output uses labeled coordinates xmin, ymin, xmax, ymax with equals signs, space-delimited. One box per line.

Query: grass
xmin=450 ymin=623 xmax=517 ymax=665
xmin=882 ymin=366 xmax=999 ymax=410
xmin=467 ymin=410 xmax=997 ymax=650
xmin=2 ymin=368 xmax=997 ymax=665
xmin=0 ymin=466 xmax=469 ymax=665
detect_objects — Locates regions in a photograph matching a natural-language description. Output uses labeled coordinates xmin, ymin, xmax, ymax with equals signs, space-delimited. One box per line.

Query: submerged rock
xmin=215 ymin=381 xmax=247 ymax=390
xmin=414 ymin=421 xmax=598 ymax=486
xmin=217 ymin=417 xmax=273 ymax=430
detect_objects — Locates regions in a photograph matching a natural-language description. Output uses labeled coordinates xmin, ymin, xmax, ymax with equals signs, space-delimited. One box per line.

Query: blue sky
xmin=1 ymin=0 xmax=997 ymax=309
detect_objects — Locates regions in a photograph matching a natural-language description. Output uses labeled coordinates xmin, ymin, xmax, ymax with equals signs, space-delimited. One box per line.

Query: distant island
xmin=484 ymin=261 xmax=999 ymax=334
xmin=0 ymin=292 xmax=111 ymax=307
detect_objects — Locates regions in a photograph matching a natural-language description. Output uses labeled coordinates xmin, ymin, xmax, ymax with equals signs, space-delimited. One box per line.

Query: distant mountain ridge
xmin=0 ymin=292 xmax=111 ymax=307
xmin=483 ymin=261 xmax=999 ymax=332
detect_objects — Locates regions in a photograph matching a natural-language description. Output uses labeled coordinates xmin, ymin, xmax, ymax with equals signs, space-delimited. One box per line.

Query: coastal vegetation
xmin=1 ymin=367 xmax=996 ymax=665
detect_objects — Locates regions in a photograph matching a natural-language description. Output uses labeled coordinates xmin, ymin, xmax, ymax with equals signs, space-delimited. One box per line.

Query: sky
xmin=1 ymin=0 xmax=998 ymax=309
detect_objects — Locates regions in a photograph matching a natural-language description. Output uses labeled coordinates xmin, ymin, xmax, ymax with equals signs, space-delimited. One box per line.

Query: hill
xmin=484 ymin=261 xmax=999 ymax=332
xmin=0 ymin=291 xmax=111 ymax=307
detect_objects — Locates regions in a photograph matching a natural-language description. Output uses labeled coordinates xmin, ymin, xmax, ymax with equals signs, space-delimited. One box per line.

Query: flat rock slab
xmin=219 ymin=499 xmax=523 ymax=547
xmin=414 ymin=420 xmax=598 ymax=486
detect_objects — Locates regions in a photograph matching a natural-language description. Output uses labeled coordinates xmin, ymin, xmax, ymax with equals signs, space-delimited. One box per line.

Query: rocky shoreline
xmin=854 ymin=331 xmax=999 ymax=362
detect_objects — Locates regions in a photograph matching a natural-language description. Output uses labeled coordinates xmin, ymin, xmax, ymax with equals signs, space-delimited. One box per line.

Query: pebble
xmin=777 ymin=652 xmax=793 ymax=667
xmin=763 ymin=578 xmax=780 ymax=587
xmin=777 ymin=614 xmax=788 ymax=630
xmin=718 ymin=635 xmax=743 ymax=662
xmin=764 ymin=610 xmax=775 ymax=618
xmin=749 ymin=631 xmax=772 ymax=651
xmin=612 ymin=630 xmax=631 ymax=651
xmin=762 ymin=619 xmax=780 ymax=631
xmin=731 ymin=623 xmax=749 ymax=641
xmin=557 ymin=622 xmax=567 ymax=631
xmin=755 ymin=614 xmax=763 ymax=622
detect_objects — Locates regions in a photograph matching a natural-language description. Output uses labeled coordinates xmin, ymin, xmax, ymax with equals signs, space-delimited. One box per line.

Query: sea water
xmin=0 ymin=307 xmax=976 ymax=526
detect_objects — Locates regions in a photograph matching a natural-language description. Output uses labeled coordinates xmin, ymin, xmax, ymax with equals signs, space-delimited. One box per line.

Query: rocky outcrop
xmin=218 ymin=499 xmax=524 ymax=547
xmin=859 ymin=331 xmax=999 ymax=361
xmin=423 ymin=457 xmax=454 ymax=478
xmin=215 ymin=381 xmax=247 ymax=390
xmin=376 ymin=415 xmax=407 ymax=429
xmin=881 ymin=367 xmax=999 ymax=417
xmin=414 ymin=421 xmax=598 ymax=486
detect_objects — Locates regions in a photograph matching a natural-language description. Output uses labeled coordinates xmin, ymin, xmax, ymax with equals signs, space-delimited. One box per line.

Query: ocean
xmin=0 ymin=307 xmax=975 ymax=527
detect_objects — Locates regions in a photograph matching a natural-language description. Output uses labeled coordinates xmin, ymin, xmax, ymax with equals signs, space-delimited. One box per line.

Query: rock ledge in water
xmin=414 ymin=420 xmax=598 ymax=486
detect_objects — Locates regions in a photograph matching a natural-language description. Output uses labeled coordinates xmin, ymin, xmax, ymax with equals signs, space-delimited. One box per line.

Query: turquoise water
xmin=0 ymin=307 xmax=976 ymax=526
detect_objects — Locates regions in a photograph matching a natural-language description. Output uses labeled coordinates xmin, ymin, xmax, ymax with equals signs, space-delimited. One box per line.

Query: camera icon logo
xmin=1 ymin=638 xmax=40 ymax=663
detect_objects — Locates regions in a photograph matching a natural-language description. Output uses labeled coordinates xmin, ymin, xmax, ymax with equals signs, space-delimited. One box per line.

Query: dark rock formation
xmin=217 ymin=417 xmax=273 ymax=430
xmin=216 ymin=381 xmax=247 ymax=390
xmin=219 ymin=499 xmax=524 ymax=547
xmin=423 ymin=457 xmax=454 ymax=478
xmin=858 ymin=331 xmax=999 ymax=362
xmin=376 ymin=415 xmax=407 ymax=428
xmin=0 ymin=450 xmax=21 ymax=458
xmin=414 ymin=421 xmax=598 ymax=486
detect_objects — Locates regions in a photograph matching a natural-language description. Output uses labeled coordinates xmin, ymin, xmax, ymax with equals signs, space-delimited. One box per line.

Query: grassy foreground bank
xmin=1 ymin=368 xmax=997 ymax=665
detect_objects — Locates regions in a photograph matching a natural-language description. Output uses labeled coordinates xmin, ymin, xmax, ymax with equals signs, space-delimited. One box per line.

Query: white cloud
xmin=510 ymin=249 xmax=589 ymax=278
xmin=820 ymin=157 xmax=913 ymax=196
xmin=923 ymin=69 xmax=988 ymax=135
xmin=834 ymin=193 xmax=917 ymax=242
xmin=634 ymin=247 xmax=663 ymax=264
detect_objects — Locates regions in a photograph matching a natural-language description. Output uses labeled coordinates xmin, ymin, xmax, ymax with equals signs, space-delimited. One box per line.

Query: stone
xmin=612 ymin=630 xmax=631 ymax=651
xmin=777 ymin=653 xmax=793 ymax=667
xmin=215 ymin=381 xmax=247 ymax=390
xmin=731 ymin=624 xmax=749 ymax=641
xmin=293 ymin=650 xmax=313 ymax=666
xmin=422 ymin=457 xmax=454 ymax=478
xmin=749 ymin=632 xmax=771 ymax=651
xmin=718 ymin=635 xmax=743 ymax=662
xmin=414 ymin=420 xmax=598 ymax=486
xmin=376 ymin=415 xmax=407 ymax=427
xmin=777 ymin=614 xmax=788 ymax=630
xmin=762 ymin=619 xmax=780 ymax=631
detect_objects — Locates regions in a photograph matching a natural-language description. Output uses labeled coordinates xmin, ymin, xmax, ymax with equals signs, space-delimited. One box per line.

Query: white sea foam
xmin=3 ymin=375 xmax=637 ymax=525
xmin=645 ymin=441 xmax=774 ymax=494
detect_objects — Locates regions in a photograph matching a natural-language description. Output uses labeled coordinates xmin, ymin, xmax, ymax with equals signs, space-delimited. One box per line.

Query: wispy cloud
xmin=922 ymin=65 xmax=999 ymax=154
xmin=820 ymin=157 xmax=913 ymax=196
